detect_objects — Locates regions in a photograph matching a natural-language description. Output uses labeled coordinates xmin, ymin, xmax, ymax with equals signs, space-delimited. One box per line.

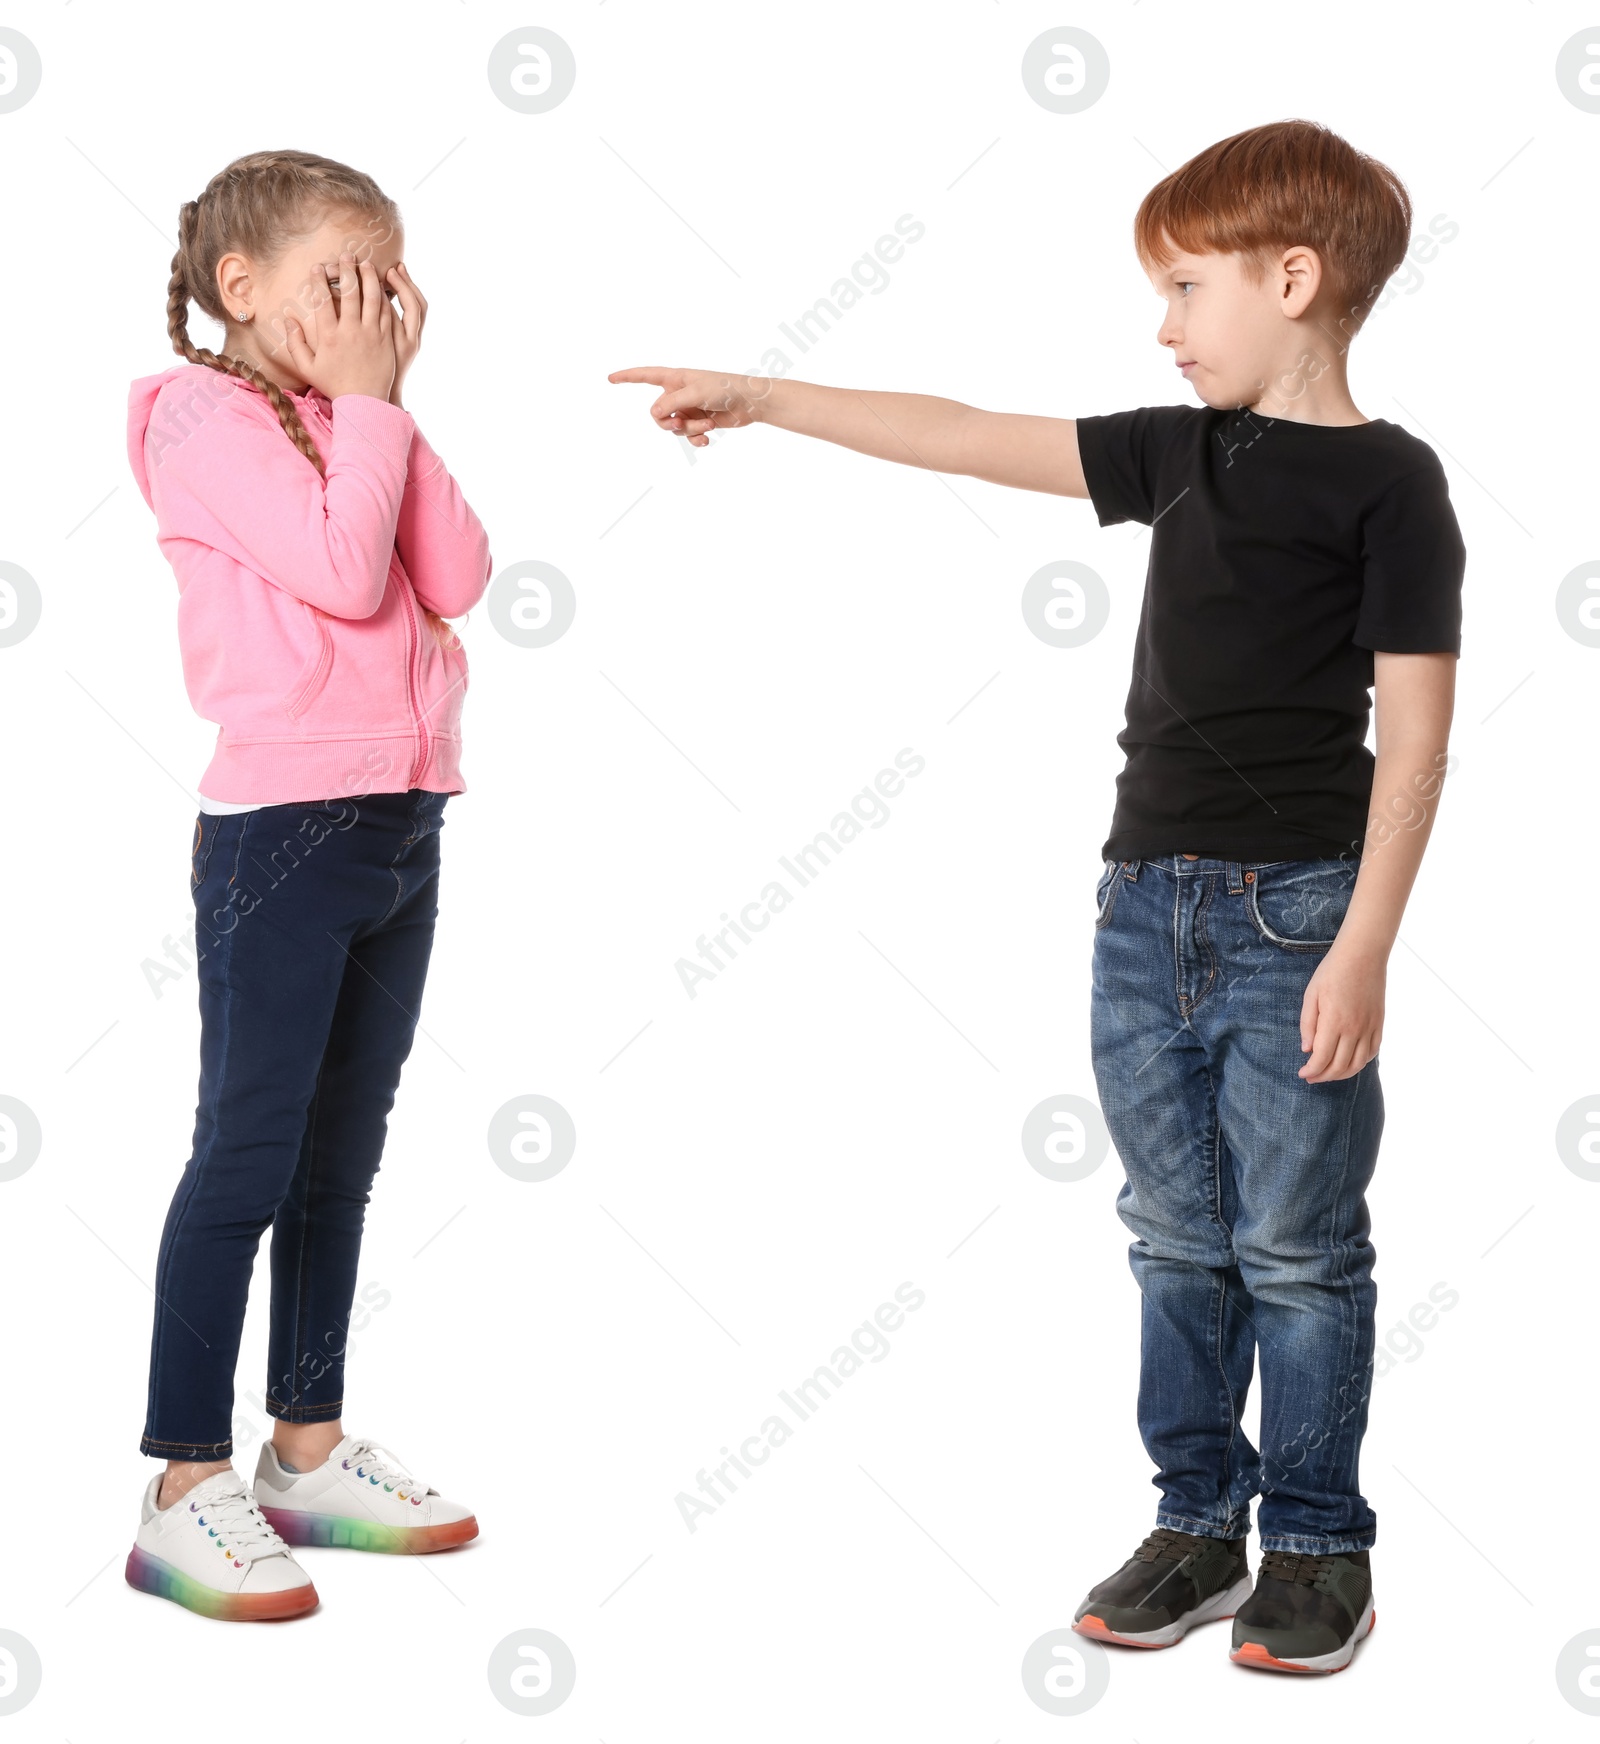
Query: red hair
xmin=1133 ymin=120 xmax=1412 ymax=335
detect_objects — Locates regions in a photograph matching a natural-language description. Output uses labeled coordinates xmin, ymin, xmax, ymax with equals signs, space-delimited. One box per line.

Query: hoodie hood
xmin=127 ymin=365 xmax=194 ymax=510
xmin=128 ymin=363 xmax=302 ymax=510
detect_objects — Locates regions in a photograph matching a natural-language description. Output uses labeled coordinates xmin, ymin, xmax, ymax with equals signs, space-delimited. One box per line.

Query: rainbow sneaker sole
xmin=258 ymin=1506 xmax=478 ymax=1554
xmin=124 ymin=1546 xmax=318 ymax=1621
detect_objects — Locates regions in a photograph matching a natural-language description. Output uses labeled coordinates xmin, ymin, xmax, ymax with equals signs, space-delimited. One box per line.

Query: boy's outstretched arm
xmin=607 ymin=367 xmax=1088 ymax=498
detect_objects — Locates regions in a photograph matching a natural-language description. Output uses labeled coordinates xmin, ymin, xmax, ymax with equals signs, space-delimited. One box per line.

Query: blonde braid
xmin=168 ymin=200 xmax=325 ymax=474
xmin=166 ymin=156 xmax=460 ymax=652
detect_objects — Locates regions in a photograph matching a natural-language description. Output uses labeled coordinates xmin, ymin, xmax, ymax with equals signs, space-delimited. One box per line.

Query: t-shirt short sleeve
xmin=1352 ymin=459 xmax=1466 ymax=654
xmin=1075 ymin=406 xmax=1195 ymax=527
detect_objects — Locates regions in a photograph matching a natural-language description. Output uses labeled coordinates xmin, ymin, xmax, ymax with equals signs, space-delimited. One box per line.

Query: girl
xmin=123 ymin=150 xmax=491 ymax=1620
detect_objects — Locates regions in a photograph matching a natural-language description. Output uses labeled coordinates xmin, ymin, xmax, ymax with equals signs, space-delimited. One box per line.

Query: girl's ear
xmin=216 ymin=250 xmax=254 ymax=319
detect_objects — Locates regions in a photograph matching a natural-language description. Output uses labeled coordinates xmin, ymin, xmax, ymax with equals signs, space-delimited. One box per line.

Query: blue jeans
xmin=1089 ymin=854 xmax=1383 ymax=1554
xmin=141 ymin=789 xmax=448 ymax=1461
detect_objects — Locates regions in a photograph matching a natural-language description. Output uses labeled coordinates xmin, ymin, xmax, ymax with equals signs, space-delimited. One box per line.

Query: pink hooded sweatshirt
xmin=127 ymin=362 xmax=493 ymax=804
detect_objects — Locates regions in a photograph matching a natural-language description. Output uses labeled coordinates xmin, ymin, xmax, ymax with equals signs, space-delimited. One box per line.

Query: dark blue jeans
xmin=1089 ymin=854 xmax=1383 ymax=1554
xmin=141 ymin=789 xmax=448 ymax=1461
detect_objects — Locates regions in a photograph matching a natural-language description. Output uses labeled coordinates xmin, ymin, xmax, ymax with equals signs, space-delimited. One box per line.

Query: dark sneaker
xmin=1073 ymin=1527 xmax=1251 ymax=1649
xmin=1230 ymin=1548 xmax=1374 ymax=1673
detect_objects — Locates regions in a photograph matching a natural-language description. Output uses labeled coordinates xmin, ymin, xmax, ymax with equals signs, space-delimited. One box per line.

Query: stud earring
xmin=236 ymin=309 xmax=250 ymax=322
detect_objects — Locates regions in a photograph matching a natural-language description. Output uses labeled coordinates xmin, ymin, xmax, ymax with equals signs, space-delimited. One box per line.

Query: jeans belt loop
xmin=1227 ymin=859 xmax=1244 ymax=893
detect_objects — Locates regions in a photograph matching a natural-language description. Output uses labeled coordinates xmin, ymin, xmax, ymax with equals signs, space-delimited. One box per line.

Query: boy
xmin=611 ymin=118 xmax=1464 ymax=1675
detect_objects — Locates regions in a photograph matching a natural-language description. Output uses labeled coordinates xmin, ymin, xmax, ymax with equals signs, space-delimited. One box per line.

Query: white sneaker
xmin=126 ymin=1469 xmax=319 ymax=1621
xmin=254 ymin=1434 xmax=479 ymax=1554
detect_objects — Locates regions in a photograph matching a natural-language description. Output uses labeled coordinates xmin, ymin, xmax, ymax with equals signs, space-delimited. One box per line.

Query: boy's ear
xmin=1278 ymin=244 xmax=1324 ymax=317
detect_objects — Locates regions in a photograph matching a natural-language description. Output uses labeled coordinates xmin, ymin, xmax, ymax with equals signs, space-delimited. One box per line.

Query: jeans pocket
xmin=1094 ymin=858 xmax=1123 ymax=930
xmin=393 ymin=790 xmax=449 ymax=856
xmin=191 ymin=815 xmax=217 ymax=890
xmin=1245 ymin=858 xmax=1356 ymax=951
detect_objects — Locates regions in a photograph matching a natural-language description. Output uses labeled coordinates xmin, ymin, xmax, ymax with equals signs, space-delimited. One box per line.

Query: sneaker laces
xmin=1258 ymin=1549 xmax=1332 ymax=1586
xmin=339 ymin=1437 xmax=431 ymax=1501
xmin=186 ymin=1479 xmax=290 ymax=1565
xmin=1133 ymin=1527 xmax=1206 ymax=1565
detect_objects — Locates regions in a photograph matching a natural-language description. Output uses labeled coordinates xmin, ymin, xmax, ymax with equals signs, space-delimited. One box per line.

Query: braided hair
xmin=167 ymin=150 xmax=458 ymax=650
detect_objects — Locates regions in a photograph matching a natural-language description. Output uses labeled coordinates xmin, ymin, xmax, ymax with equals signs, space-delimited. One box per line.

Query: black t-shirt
xmin=1076 ymin=404 xmax=1465 ymax=863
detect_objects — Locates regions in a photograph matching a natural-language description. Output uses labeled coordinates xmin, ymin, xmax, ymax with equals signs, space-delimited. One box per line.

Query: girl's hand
xmin=282 ymin=252 xmax=396 ymax=402
xmin=384 ymin=262 xmax=427 ymax=409
xmin=608 ymin=366 xmax=772 ymax=447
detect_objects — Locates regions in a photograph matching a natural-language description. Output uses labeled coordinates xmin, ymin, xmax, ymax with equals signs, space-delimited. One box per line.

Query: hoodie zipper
xmin=399 ymin=570 xmax=430 ymax=789
xmin=307 ymin=389 xmax=429 ymax=789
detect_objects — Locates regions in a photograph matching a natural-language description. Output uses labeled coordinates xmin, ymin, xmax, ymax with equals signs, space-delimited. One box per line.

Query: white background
xmin=1 ymin=0 xmax=1594 ymax=1736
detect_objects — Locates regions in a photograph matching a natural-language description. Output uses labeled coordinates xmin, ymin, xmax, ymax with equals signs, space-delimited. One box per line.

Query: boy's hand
xmin=1298 ymin=944 xmax=1384 ymax=1083
xmin=608 ymin=366 xmax=769 ymax=446
xmin=282 ymin=252 xmax=396 ymax=403
xmin=384 ymin=262 xmax=427 ymax=409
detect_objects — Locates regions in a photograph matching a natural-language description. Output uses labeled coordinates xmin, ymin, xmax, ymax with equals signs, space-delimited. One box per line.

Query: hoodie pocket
xmin=283 ymin=604 xmax=334 ymax=721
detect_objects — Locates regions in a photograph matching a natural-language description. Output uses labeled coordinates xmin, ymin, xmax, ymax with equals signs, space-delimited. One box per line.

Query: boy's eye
xmin=1179 ymin=281 xmax=1195 ymax=295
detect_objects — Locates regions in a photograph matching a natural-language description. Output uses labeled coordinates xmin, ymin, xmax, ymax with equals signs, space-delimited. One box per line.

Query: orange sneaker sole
xmin=1072 ymin=1609 xmax=1238 ymax=1650
xmin=1231 ymin=1607 xmax=1375 ymax=1674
